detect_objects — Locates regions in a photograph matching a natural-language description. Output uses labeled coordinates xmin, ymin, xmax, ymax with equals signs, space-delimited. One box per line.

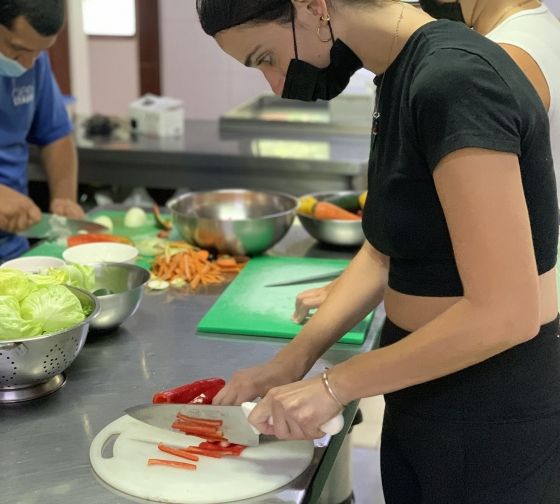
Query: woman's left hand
xmin=248 ymin=375 xmax=343 ymax=441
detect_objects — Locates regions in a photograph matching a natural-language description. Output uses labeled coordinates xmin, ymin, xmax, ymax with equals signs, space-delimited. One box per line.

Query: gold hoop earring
xmin=317 ymin=15 xmax=332 ymax=43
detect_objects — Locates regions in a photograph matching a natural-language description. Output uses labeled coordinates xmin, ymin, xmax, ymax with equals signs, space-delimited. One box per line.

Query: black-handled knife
xmin=265 ymin=270 xmax=344 ymax=288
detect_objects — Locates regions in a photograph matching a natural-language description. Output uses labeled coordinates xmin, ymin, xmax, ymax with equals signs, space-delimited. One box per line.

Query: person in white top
xmin=420 ymin=0 xmax=560 ymax=194
xmin=292 ymin=0 xmax=560 ymax=323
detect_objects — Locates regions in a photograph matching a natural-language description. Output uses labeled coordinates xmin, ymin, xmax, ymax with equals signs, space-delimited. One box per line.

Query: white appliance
xmin=128 ymin=94 xmax=184 ymax=137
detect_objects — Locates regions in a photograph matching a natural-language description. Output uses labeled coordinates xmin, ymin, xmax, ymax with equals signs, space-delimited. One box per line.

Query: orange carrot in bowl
xmin=313 ymin=201 xmax=361 ymax=221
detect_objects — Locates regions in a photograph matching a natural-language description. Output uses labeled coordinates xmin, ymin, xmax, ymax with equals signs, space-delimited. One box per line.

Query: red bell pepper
xmin=67 ymin=234 xmax=132 ymax=248
xmin=152 ymin=378 xmax=225 ymax=404
xmin=189 ymin=381 xmax=226 ymax=405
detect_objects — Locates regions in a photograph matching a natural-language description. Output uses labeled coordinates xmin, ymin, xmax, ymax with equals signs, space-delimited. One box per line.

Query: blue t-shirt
xmin=0 ymin=52 xmax=72 ymax=261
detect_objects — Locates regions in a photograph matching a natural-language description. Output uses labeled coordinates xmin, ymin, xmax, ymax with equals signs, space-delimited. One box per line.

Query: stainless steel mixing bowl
xmin=0 ymin=286 xmax=99 ymax=402
xmin=89 ymin=262 xmax=150 ymax=332
xmin=297 ymin=191 xmax=365 ymax=247
xmin=167 ymin=189 xmax=298 ymax=255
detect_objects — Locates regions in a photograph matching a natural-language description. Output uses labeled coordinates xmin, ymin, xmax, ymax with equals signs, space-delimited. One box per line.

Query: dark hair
xmin=196 ymin=0 xmax=383 ymax=37
xmin=196 ymin=0 xmax=293 ymax=37
xmin=0 ymin=0 xmax=65 ymax=37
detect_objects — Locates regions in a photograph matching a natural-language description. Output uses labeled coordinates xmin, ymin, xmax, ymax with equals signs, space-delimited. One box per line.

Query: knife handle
xmin=241 ymin=402 xmax=344 ymax=436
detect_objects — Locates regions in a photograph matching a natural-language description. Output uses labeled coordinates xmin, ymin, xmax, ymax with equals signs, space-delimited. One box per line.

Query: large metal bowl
xmin=298 ymin=191 xmax=365 ymax=247
xmin=89 ymin=262 xmax=150 ymax=332
xmin=0 ymin=286 xmax=99 ymax=402
xmin=167 ymin=189 xmax=298 ymax=255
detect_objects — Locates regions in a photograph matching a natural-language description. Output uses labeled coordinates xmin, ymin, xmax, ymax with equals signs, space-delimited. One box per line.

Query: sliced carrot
xmin=216 ymin=257 xmax=237 ymax=268
xmin=148 ymin=458 xmax=197 ymax=470
xmin=158 ymin=443 xmax=199 ymax=462
xmin=191 ymin=274 xmax=201 ymax=291
xmin=150 ymin=248 xmax=245 ymax=290
xmin=197 ymin=250 xmax=210 ymax=261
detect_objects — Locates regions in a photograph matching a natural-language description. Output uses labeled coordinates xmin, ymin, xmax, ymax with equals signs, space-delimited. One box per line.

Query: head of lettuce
xmin=0 ymin=295 xmax=42 ymax=339
xmin=0 ymin=273 xmax=88 ymax=340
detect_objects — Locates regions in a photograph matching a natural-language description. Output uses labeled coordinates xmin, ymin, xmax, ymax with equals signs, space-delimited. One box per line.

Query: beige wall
xmin=545 ymin=0 xmax=560 ymax=16
xmin=83 ymin=1 xmax=268 ymax=120
xmin=160 ymin=0 xmax=270 ymax=120
xmin=80 ymin=0 xmax=560 ymax=119
xmin=88 ymin=37 xmax=140 ymax=116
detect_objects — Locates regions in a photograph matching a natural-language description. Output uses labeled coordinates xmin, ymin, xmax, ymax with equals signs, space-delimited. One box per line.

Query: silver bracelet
xmin=322 ymin=368 xmax=345 ymax=409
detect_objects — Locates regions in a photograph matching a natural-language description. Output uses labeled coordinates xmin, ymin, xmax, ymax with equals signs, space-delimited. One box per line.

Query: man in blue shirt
xmin=0 ymin=0 xmax=83 ymax=260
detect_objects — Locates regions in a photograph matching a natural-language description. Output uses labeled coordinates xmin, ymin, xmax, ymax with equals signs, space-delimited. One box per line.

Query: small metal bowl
xmin=0 ymin=286 xmax=99 ymax=403
xmin=297 ymin=191 xmax=365 ymax=247
xmin=88 ymin=262 xmax=150 ymax=332
xmin=167 ymin=189 xmax=298 ymax=256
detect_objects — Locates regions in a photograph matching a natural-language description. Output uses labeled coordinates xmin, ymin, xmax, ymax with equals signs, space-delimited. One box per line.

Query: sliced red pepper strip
xmin=175 ymin=413 xmax=223 ymax=427
xmin=67 ymin=234 xmax=132 ymax=248
xmin=157 ymin=443 xmax=199 ymax=462
xmin=184 ymin=447 xmax=223 ymax=459
xmin=152 ymin=378 xmax=226 ymax=404
xmin=198 ymin=441 xmax=246 ymax=455
xmin=172 ymin=420 xmax=222 ymax=436
xmin=198 ymin=442 xmax=228 ymax=451
xmin=147 ymin=458 xmax=197 ymax=470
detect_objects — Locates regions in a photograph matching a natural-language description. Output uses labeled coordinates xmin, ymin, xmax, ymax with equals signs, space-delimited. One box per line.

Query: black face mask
xmin=419 ymin=0 xmax=465 ymax=23
xmin=282 ymin=10 xmax=363 ymax=101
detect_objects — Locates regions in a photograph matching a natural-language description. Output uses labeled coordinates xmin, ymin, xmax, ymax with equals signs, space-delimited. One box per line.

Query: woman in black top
xmin=197 ymin=1 xmax=560 ymax=502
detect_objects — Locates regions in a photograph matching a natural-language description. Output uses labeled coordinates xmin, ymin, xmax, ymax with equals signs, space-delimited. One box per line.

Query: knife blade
xmin=265 ymin=270 xmax=344 ymax=288
xmin=125 ymin=402 xmax=345 ymax=447
xmin=18 ymin=213 xmax=109 ymax=239
xmin=125 ymin=403 xmax=261 ymax=446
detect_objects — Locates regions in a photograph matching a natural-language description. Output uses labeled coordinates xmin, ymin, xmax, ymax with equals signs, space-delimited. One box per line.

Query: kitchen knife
xmin=125 ymin=402 xmax=344 ymax=447
xmin=18 ymin=213 xmax=109 ymax=239
xmin=265 ymin=270 xmax=344 ymax=288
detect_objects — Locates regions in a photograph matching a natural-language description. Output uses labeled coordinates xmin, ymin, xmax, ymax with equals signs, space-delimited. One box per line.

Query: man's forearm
xmin=40 ymin=135 xmax=79 ymax=202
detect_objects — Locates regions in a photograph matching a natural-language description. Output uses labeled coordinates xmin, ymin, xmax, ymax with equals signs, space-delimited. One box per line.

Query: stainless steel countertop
xmin=28 ymin=120 xmax=371 ymax=196
xmin=0 ymin=223 xmax=384 ymax=504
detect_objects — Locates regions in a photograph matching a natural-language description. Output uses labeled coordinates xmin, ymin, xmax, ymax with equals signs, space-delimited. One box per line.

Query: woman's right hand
xmin=292 ymin=281 xmax=336 ymax=324
xmin=212 ymin=359 xmax=301 ymax=406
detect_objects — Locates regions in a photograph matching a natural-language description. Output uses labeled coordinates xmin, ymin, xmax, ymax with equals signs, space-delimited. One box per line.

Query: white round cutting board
xmin=90 ymin=415 xmax=314 ymax=504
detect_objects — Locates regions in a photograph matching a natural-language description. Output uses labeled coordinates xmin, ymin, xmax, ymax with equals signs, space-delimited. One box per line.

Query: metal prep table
xmin=0 ymin=221 xmax=384 ymax=504
xmin=27 ymin=118 xmax=372 ymax=197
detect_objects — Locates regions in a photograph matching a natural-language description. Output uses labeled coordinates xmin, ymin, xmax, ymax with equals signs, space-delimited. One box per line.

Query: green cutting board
xmin=23 ymin=209 xmax=173 ymax=270
xmin=198 ymin=256 xmax=372 ymax=345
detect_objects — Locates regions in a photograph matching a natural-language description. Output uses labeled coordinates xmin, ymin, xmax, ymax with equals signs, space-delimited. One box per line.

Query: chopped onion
xmin=124 ymin=207 xmax=147 ymax=228
xmin=93 ymin=215 xmax=114 ymax=232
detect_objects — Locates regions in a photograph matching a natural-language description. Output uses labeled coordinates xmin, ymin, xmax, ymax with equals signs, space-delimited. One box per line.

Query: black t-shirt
xmin=362 ymin=19 xmax=558 ymax=297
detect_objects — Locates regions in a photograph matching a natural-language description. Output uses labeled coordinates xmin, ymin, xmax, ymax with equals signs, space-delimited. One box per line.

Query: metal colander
xmin=0 ymin=286 xmax=99 ymax=397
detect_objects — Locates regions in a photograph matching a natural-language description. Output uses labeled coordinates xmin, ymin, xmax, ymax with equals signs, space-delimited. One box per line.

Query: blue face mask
xmin=0 ymin=50 xmax=27 ymax=78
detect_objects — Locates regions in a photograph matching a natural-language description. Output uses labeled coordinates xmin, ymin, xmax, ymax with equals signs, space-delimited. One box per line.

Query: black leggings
xmin=379 ymin=316 xmax=560 ymax=504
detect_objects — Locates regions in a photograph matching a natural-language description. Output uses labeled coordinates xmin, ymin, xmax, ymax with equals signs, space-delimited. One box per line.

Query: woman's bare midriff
xmin=384 ymin=268 xmax=558 ymax=332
